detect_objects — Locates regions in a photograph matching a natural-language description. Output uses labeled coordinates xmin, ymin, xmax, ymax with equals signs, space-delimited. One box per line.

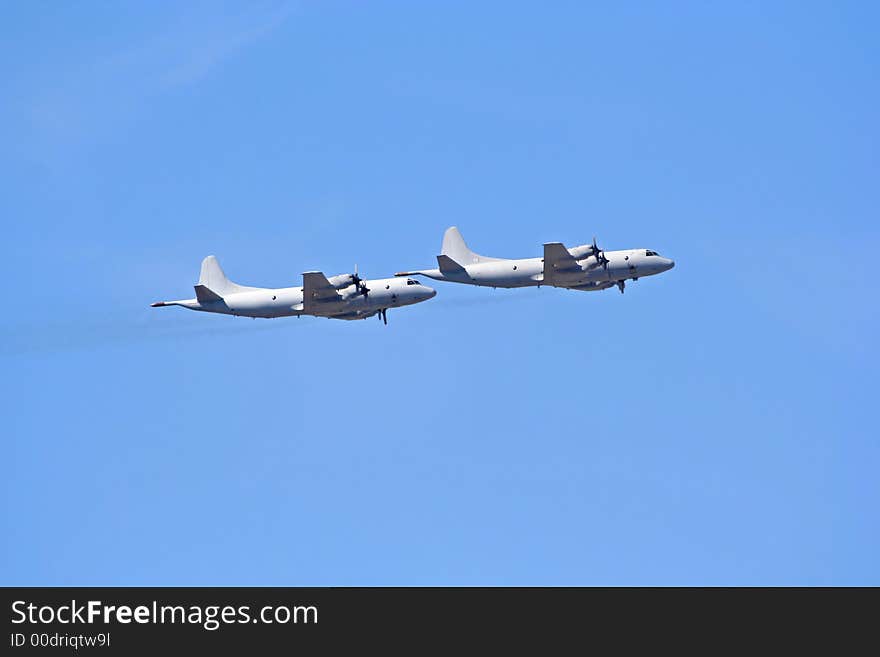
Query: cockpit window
xmin=406 ymin=279 xmax=420 ymax=285
xmin=646 ymin=250 xmax=658 ymax=256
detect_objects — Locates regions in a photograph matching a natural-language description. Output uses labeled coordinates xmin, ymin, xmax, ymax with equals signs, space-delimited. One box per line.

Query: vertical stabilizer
xmin=198 ymin=256 xmax=251 ymax=295
xmin=440 ymin=226 xmax=501 ymax=264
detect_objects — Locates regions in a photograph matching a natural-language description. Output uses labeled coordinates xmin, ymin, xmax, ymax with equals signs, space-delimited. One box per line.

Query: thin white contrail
xmin=0 ymin=316 xmax=291 ymax=357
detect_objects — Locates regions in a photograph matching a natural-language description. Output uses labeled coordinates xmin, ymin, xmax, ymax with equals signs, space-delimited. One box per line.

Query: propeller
xmin=592 ymin=236 xmax=609 ymax=269
xmin=351 ymin=264 xmax=370 ymax=297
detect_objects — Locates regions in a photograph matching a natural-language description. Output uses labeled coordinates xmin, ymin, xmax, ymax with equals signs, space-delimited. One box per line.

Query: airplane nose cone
xmin=665 ymin=258 xmax=675 ymax=271
xmin=427 ymin=288 xmax=437 ymax=299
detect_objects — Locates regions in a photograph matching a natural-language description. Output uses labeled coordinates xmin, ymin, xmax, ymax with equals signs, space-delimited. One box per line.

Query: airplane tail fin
xmin=440 ymin=226 xmax=501 ymax=264
xmin=198 ymin=255 xmax=246 ymax=295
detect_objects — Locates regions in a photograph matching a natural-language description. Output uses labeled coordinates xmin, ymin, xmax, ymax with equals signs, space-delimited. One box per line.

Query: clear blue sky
xmin=2 ymin=1 xmax=877 ymax=585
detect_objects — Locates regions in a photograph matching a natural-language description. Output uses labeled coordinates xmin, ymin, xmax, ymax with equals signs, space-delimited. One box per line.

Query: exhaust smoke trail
xmin=0 ymin=314 xmax=291 ymax=357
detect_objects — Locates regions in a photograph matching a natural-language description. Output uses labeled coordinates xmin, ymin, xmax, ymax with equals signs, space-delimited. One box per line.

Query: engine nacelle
xmin=327 ymin=273 xmax=356 ymax=289
xmin=568 ymin=244 xmax=597 ymax=260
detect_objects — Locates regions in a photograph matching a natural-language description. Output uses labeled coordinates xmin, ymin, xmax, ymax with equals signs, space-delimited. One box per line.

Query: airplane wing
xmin=543 ymin=242 xmax=580 ymax=282
xmin=302 ymin=271 xmax=342 ymax=310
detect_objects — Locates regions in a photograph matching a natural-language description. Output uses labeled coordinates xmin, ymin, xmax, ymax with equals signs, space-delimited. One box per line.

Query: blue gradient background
xmin=2 ymin=2 xmax=877 ymax=585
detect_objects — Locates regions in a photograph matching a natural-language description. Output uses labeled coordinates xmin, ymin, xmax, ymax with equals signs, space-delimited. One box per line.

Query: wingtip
xmin=150 ymin=301 xmax=167 ymax=307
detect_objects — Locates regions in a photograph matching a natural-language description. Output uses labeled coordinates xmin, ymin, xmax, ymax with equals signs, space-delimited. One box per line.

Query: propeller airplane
xmin=396 ymin=227 xmax=674 ymax=294
xmin=152 ymin=256 xmax=436 ymax=324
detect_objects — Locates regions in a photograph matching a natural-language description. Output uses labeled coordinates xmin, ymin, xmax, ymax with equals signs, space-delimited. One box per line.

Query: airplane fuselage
xmin=409 ymin=248 xmax=674 ymax=291
xmin=158 ymin=276 xmax=435 ymax=321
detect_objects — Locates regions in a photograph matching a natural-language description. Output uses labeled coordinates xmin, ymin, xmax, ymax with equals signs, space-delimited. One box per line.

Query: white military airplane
xmin=152 ymin=256 xmax=436 ymax=324
xmin=396 ymin=227 xmax=674 ymax=293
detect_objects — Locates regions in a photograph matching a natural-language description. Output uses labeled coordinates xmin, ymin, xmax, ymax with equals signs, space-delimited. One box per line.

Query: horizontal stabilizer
xmin=437 ymin=254 xmax=466 ymax=275
xmin=194 ymin=284 xmax=224 ymax=303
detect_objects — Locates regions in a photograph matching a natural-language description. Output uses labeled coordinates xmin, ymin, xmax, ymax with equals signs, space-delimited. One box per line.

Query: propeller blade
xmin=350 ymin=264 xmax=370 ymax=296
xmin=591 ymin=236 xmax=608 ymax=268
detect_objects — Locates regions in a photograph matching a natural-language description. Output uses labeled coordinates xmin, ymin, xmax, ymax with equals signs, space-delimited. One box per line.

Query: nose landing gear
xmin=617 ymin=280 xmax=625 ymax=294
xmin=377 ymin=308 xmax=388 ymax=325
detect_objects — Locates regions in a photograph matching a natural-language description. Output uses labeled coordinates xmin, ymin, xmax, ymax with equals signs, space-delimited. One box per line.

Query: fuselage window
xmin=406 ymin=279 xmax=419 ymax=285
xmin=646 ymin=250 xmax=658 ymax=256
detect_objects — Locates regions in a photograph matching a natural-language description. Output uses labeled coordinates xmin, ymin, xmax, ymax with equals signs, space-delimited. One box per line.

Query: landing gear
xmin=617 ymin=280 xmax=625 ymax=294
xmin=377 ymin=308 xmax=388 ymax=325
